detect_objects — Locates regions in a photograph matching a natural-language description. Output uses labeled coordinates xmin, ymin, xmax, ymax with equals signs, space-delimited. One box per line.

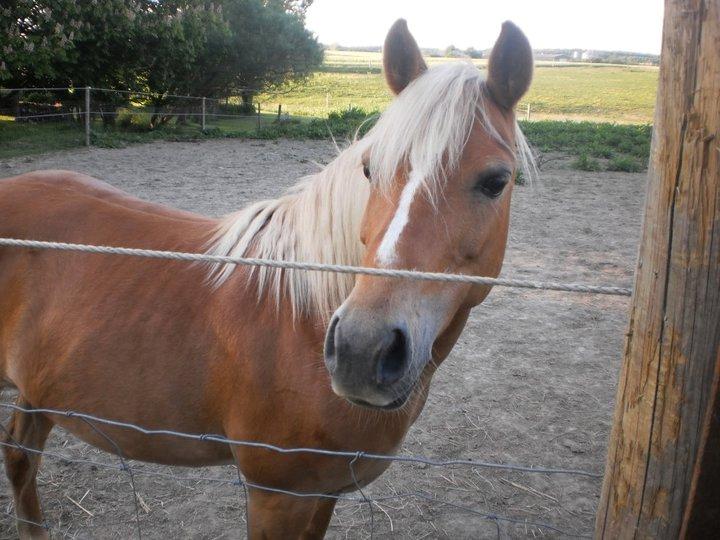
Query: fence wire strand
xmin=0 ymin=433 xmax=592 ymax=539
xmin=0 ymin=238 xmax=633 ymax=297
xmin=0 ymin=403 xmax=601 ymax=479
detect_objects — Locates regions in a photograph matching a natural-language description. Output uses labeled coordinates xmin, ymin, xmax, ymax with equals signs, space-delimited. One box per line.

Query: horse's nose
xmin=324 ymin=314 xmax=341 ymax=375
xmin=375 ymin=328 xmax=408 ymax=386
xmin=324 ymin=311 xmax=410 ymax=394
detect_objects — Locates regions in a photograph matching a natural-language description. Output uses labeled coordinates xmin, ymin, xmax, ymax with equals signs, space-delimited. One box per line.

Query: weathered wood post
xmin=595 ymin=0 xmax=719 ymax=538
xmin=201 ymin=97 xmax=206 ymax=131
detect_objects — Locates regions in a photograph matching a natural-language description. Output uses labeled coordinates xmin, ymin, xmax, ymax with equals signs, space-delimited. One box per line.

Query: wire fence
xmin=0 ymin=236 xmax=630 ymax=537
xmin=0 ymin=86 xmax=293 ymax=145
xmin=0 ymin=85 xmax=546 ymax=156
xmin=0 ymin=403 xmax=596 ymax=539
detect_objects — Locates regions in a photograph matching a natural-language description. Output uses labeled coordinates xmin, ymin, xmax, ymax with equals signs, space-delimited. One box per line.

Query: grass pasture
xmin=261 ymin=50 xmax=658 ymax=124
xmin=1 ymin=49 xmax=658 ymax=168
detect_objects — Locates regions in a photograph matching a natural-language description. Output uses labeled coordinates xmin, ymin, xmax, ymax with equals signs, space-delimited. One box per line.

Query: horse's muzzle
xmin=324 ymin=309 xmax=413 ymax=409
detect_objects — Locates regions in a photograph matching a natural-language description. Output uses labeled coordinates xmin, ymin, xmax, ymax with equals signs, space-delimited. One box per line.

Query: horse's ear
xmin=383 ymin=19 xmax=427 ymax=95
xmin=486 ymin=21 xmax=533 ymax=110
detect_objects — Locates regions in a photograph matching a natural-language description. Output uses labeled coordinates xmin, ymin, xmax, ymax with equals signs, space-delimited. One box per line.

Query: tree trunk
xmin=595 ymin=0 xmax=720 ymax=538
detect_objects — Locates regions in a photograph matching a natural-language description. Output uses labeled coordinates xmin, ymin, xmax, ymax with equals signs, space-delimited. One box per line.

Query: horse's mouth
xmin=347 ymin=390 xmax=411 ymax=411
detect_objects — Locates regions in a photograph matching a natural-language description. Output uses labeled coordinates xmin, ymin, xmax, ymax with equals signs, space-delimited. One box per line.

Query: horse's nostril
xmin=376 ymin=328 xmax=408 ymax=386
xmin=324 ymin=315 xmax=340 ymax=373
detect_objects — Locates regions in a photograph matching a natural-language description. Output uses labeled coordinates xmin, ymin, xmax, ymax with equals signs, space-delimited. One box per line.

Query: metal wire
xmin=11 ymin=112 xmax=79 ymax=120
xmin=0 ymin=403 xmax=601 ymax=478
xmin=0 ymin=238 xmax=633 ymax=297
xmin=85 ymin=110 xmax=273 ymax=120
xmin=0 ymin=436 xmax=592 ymax=538
xmin=0 ymin=86 xmax=325 ymax=100
xmin=349 ymin=452 xmax=375 ymax=539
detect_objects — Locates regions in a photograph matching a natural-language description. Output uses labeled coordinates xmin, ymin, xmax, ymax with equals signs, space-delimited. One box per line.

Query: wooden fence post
xmin=201 ymin=97 xmax=206 ymax=131
xmin=595 ymin=0 xmax=720 ymax=537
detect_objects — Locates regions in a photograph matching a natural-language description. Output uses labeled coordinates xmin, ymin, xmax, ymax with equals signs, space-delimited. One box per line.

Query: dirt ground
xmin=0 ymin=139 xmax=646 ymax=539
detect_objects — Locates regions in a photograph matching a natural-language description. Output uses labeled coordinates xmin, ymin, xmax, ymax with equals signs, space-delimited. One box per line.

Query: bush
xmin=607 ymin=156 xmax=644 ymax=172
xmin=519 ymin=120 xmax=652 ymax=161
xmin=115 ymin=109 xmax=152 ymax=132
xmin=572 ymin=154 xmax=602 ymax=171
xmin=256 ymin=106 xmax=378 ymax=140
xmin=116 ymin=110 xmax=135 ymax=129
xmin=588 ymin=143 xmax=615 ymax=159
xmin=219 ymin=101 xmax=257 ymax=115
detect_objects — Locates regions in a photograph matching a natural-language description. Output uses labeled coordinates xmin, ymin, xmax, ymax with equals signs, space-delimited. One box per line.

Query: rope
xmin=0 ymin=238 xmax=633 ymax=297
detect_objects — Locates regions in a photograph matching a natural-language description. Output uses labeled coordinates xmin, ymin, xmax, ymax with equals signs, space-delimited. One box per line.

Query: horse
xmin=0 ymin=19 xmax=533 ymax=539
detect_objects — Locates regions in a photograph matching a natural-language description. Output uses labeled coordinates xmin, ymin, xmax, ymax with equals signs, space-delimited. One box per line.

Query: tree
xmin=220 ymin=0 xmax=322 ymax=93
xmin=137 ymin=0 xmax=322 ymax=101
xmin=444 ymin=45 xmax=458 ymax=58
xmin=0 ymin=0 xmax=144 ymax=89
xmin=1 ymin=0 xmax=321 ymax=95
xmin=264 ymin=0 xmax=314 ymax=21
xmin=0 ymin=0 xmax=322 ymax=126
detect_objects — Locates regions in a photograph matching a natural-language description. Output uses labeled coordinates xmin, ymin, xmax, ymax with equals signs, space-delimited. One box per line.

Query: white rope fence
xmin=0 ymin=238 xmax=633 ymax=296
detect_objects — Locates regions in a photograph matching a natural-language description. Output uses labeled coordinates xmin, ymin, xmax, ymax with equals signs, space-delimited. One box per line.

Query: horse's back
xmin=0 ymin=170 xmax=206 ymax=234
xmin=0 ymin=169 xmax=216 ymax=288
xmin=0 ymin=170 xmax=236 ymax=460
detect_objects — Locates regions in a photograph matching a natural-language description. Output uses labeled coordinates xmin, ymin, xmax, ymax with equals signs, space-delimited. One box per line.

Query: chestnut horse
xmin=0 ymin=20 xmax=533 ymax=539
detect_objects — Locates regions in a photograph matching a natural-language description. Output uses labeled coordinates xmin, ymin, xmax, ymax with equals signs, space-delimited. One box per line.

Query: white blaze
xmin=376 ymin=169 xmax=424 ymax=267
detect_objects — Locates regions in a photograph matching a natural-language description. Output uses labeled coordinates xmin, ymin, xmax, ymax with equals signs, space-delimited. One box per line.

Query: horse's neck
xmin=209 ymin=143 xmax=369 ymax=320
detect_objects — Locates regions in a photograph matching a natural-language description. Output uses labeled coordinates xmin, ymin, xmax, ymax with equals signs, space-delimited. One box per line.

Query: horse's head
xmin=324 ymin=20 xmax=533 ymax=410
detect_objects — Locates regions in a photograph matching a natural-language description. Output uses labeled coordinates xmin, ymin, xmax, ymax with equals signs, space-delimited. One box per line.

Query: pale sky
xmin=305 ymin=0 xmax=665 ymax=55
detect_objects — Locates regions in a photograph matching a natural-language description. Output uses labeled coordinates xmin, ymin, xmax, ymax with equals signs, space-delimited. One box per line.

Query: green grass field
xmin=1 ymin=50 xmax=658 ymax=168
xmin=260 ymin=51 xmax=658 ymax=124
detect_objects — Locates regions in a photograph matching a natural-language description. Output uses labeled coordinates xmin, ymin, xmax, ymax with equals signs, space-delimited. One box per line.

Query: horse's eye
xmin=362 ymin=165 xmax=371 ymax=180
xmin=475 ymin=170 xmax=510 ymax=198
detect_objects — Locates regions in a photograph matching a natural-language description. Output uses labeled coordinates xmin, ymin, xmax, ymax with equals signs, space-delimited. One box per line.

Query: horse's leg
xmin=245 ymin=488 xmax=321 ymax=539
xmin=300 ymin=498 xmax=337 ymax=540
xmin=2 ymin=399 xmax=53 ymax=540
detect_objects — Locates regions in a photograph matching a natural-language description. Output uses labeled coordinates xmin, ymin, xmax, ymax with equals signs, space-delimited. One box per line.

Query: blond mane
xmin=206 ymin=62 xmax=535 ymax=319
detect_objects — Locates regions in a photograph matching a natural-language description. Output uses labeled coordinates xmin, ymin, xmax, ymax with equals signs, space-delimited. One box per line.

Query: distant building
xmin=582 ymin=50 xmax=600 ymax=61
xmin=534 ymin=52 xmax=572 ymax=62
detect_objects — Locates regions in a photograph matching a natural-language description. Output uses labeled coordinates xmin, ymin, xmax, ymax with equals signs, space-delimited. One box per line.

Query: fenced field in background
xmin=0 ymin=83 xmax=655 ymax=178
xmin=1 ymin=86 xmax=288 ymax=145
xmin=1 ymin=49 xmax=658 ymax=161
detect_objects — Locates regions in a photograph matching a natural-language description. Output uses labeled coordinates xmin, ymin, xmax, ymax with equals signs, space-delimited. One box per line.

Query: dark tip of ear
xmin=500 ymin=20 xmax=523 ymax=37
xmin=389 ymin=18 xmax=409 ymax=33
xmin=383 ymin=19 xmax=428 ymax=95
xmin=486 ymin=21 xmax=533 ymax=110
